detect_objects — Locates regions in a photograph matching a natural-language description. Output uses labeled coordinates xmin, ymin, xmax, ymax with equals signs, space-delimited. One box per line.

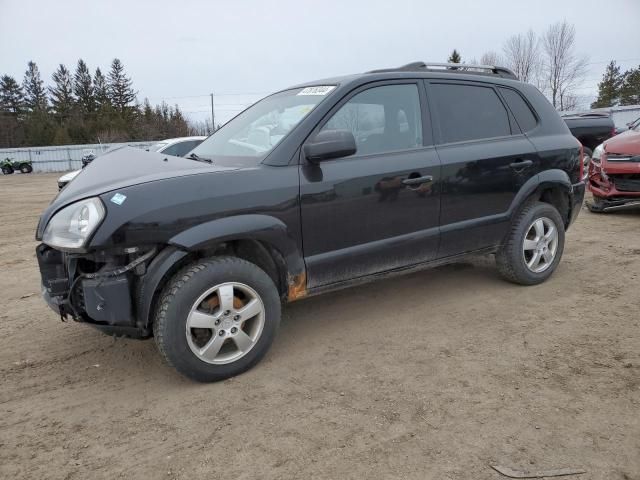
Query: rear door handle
xmin=402 ymin=175 xmax=433 ymax=186
xmin=509 ymin=159 xmax=533 ymax=169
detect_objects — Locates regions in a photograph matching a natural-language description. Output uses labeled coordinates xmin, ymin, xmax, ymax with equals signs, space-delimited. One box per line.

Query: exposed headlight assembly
xmin=43 ymin=197 xmax=105 ymax=250
xmin=592 ymin=143 xmax=604 ymax=163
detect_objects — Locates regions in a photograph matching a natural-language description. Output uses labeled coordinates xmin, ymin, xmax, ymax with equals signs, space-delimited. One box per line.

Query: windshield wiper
xmin=186 ymin=152 xmax=212 ymax=163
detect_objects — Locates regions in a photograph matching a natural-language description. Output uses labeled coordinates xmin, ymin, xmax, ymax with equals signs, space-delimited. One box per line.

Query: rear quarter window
xmin=499 ymin=87 xmax=538 ymax=132
xmin=431 ymin=83 xmax=511 ymax=143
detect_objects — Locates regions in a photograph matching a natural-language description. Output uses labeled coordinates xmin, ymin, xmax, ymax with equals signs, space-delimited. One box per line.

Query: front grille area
xmin=611 ymin=174 xmax=640 ymax=192
xmin=607 ymin=153 xmax=640 ymax=162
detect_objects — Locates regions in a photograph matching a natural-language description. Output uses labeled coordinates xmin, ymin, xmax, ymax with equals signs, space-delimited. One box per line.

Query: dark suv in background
xmin=36 ymin=62 xmax=585 ymax=381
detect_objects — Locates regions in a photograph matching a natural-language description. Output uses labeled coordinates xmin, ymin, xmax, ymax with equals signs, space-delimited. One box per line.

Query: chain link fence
xmin=0 ymin=142 xmax=155 ymax=173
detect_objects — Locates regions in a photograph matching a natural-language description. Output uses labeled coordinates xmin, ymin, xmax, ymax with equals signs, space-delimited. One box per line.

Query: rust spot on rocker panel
xmin=287 ymin=272 xmax=307 ymax=302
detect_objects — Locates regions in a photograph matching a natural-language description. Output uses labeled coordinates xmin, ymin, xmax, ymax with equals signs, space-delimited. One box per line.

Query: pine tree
xmin=447 ymin=49 xmax=462 ymax=64
xmin=591 ymin=61 xmax=623 ymax=108
xmin=107 ymin=58 xmax=137 ymax=112
xmin=22 ymin=61 xmax=48 ymax=111
xmin=0 ymin=75 xmax=24 ymax=114
xmin=169 ymin=104 xmax=189 ymax=137
xmin=93 ymin=67 xmax=110 ymax=109
xmin=74 ymin=59 xmax=94 ymax=112
xmin=619 ymin=66 xmax=640 ymax=106
xmin=0 ymin=75 xmax=25 ymax=147
xmin=49 ymin=64 xmax=75 ymax=118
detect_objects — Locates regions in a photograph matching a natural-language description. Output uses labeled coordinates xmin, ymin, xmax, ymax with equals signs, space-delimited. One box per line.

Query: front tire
xmin=1 ymin=166 xmax=13 ymax=175
xmin=154 ymin=256 xmax=281 ymax=382
xmin=496 ymin=201 xmax=565 ymax=285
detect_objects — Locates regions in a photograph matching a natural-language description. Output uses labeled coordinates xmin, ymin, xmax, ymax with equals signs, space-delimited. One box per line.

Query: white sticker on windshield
xmin=110 ymin=193 xmax=127 ymax=205
xmin=297 ymin=86 xmax=336 ymax=96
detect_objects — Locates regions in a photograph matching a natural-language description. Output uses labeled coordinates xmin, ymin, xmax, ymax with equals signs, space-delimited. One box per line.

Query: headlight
xmin=43 ymin=197 xmax=105 ymax=250
xmin=592 ymin=143 xmax=604 ymax=162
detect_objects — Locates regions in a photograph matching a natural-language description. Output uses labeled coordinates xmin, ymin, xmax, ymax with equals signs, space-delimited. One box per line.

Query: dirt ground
xmin=0 ymin=173 xmax=638 ymax=480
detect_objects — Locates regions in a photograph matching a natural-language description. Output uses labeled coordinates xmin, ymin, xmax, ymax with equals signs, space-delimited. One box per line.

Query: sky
xmin=1 ymin=0 xmax=639 ymax=125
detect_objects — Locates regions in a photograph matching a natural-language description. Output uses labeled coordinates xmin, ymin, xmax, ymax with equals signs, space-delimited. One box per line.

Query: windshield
xmin=148 ymin=142 xmax=168 ymax=152
xmin=190 ymin=86 xmax=334 ymax=162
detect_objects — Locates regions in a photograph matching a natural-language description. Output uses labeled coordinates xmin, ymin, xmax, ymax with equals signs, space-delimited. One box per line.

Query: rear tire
xmin=496 ymin=201 xmax=565 ymax=285
xmin=153 ymin=256 xmax=281 ymax=382
xmin=19 ymin=163 xmax=32 ymax=173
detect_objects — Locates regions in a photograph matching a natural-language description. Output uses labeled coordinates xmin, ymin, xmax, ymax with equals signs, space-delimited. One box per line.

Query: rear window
xmin=432 ymin=83 xmax=511 ymax=143
xmin=499 ymin=87 xmax=538 ymax=132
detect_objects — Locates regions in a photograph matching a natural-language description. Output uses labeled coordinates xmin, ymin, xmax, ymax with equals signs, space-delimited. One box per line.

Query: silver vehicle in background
xmin=57 ymin=136 xmax=207 ymax=190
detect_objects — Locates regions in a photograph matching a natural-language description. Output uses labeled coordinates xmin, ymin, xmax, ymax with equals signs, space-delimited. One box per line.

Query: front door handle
xmin=402 ymin=175 xmax=433 ymax=186
xmin=509 ymin=159 xmax=533 ymax=169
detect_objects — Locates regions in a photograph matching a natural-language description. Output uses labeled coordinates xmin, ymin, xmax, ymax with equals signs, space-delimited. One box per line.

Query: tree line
xmin=445 ymin=20 xmax=638 ymax=111
xmin=590 ymin=61 xmax=640 ymax=108
xmin=0 ymin=58 xmax=197 ymax=148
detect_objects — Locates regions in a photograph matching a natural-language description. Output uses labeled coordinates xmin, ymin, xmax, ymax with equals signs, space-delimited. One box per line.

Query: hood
xmin=604 ymin=129 xmax=640 ymax=155
xmin=37 ymin=146 xmax=239 ymax=239
xmin=53 ymin=146 xmax=239 ymax=206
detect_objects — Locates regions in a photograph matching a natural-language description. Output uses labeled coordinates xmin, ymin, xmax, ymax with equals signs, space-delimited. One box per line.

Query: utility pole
xmin=210 ymin=93 xmax=215 ymax=133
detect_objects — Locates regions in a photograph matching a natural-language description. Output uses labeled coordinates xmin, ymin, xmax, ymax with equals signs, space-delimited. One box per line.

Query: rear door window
xmin=499 ymin=87 xmax=538 ymax=132
xmin=431 ymin=83 xmax=511 ymax=143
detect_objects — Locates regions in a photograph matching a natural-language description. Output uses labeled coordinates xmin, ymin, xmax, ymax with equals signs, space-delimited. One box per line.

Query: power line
xmin=145 ymin=91 xmax=270 ymax=102
xmin=585 ymin=57 xmax=640 ymax=66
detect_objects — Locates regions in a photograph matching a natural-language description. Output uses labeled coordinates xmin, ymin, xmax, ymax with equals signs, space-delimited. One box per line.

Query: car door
xmin=299 ymin=81 xmax=441 ymax=289
xmin=426 ymin=80 xmax=540 ymax=257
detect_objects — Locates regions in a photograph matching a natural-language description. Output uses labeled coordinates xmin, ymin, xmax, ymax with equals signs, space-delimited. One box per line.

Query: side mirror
xmin=304 ymin=129 xmax=356 ymax=162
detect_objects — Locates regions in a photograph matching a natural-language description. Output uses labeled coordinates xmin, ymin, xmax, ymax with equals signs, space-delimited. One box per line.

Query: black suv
xmin=36 ymin=62 xmax=585 ymax=382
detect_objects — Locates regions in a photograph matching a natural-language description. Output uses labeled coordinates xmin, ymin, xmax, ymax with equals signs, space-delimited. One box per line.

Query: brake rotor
xmin=202 ymin=293 xmax=245 ymax=312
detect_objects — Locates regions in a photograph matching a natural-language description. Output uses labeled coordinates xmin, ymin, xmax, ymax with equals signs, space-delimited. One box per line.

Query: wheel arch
xmin=509 ymin=170 xmax=574 ymax=229
xmin=139 ymin=215 xmax=306 ymax=330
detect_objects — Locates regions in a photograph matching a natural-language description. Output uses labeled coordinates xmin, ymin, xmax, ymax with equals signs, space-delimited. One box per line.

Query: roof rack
xmin=368 ymin=61 xmax=518 ymax=80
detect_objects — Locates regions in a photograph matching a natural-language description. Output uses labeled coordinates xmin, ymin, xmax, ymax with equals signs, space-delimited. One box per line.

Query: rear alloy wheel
xmin=154 ymin=256 xmax=280 ymax=382
xmin=496 ymin=201 xmax=565 ymax=285
xmin=521 ymin=217 xmax=559 ymax=273
xmin=19 ymin=163 xmax=33 ymax=173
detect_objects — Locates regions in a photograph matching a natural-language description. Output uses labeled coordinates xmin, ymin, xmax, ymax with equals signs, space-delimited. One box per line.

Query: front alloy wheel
xmin=154 ymin=257 xmax=281 ymax=382
xmin=185 ymin=282 xmax=265 ymax=365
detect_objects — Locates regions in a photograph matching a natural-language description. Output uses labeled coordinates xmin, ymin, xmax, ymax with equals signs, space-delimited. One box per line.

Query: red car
xmin=587 ymin=121 xmax=640 ymax=212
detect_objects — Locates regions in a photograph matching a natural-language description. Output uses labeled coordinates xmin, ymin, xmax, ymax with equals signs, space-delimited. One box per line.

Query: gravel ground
xmin=1 ymin=173 xmax=639 ymax=480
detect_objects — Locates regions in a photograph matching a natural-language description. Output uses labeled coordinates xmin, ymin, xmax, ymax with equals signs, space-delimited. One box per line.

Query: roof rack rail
xmin=368 ymin=61 xmax=518 ymax=80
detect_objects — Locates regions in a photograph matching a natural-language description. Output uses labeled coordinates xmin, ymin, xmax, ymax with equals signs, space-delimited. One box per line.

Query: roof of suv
xmin=291 ymin=61 xmax=520 ymax=91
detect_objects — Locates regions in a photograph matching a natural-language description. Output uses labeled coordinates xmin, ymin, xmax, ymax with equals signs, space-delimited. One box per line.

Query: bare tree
xmin=480 ymin=51 xmax=502 ymax=66
xmin=502 ymin=29 xmax=540 ymax=84
xmin=541 ymin=21 xmax=588 ymax=110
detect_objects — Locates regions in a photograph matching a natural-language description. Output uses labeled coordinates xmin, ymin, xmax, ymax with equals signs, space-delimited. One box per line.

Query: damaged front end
xmin=587 ymin=148 xmax=640 ymax=212
xmin=37 ymin=244 xmax=157 ymax=338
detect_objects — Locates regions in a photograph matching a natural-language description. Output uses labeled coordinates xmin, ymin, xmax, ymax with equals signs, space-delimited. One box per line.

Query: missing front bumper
xmin=36 ymin=244 xmax=154 ymax=329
